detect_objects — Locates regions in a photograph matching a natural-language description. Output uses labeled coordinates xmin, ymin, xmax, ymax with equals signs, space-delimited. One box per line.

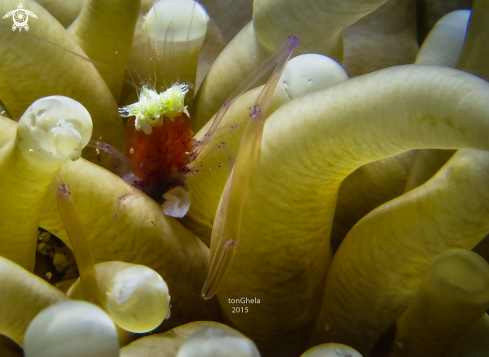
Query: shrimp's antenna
xmin=142 ymin=0 xmax=208 ymax=97
xmin=163 ymin=23 xmax=177 ymax=91
xmin=151 ymin=19 xmax=161 ymax=90
xmin=0 ymin=23 xmax=98 ymax=66
xmin=121 ymin=65 xmax=141 ymax=98
xmin=184 ymin=1 xmax=197 ymax=54
xmin=158 ymin=0 xmax=199 ymax=89
xmin=145 ymin=0 xmax=175 ymax=92
xmin=114 ymin=48 xmax=144 ymax=100
xmin=201 ymin=36 xmax=299 ymax=299
xmin=145 ymin=0 xmax=162 ymax=91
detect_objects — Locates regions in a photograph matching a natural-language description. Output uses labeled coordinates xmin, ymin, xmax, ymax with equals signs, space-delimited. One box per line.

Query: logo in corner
xmin=3 ymin=3 xmax=37 ymax=32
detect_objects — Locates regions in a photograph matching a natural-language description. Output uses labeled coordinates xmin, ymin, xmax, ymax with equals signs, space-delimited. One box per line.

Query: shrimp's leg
xmin=202 ymin=36 xmax=299 ymax=299
xmin=88 ymin=139 xmax=131 ymax=168
xmin=190 ymin=123 xmax=239 ymax=165
xmin=112 ymin=189 xmax=141 ymax=221
xmin=190 ymin=36 xmax=299 ymax=163
xmin=188 ymin=140 xmax=236 ymax=175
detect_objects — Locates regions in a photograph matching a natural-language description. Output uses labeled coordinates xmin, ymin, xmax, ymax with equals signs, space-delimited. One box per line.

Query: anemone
xmin=1 ymin=0 xmax=489 ymax=357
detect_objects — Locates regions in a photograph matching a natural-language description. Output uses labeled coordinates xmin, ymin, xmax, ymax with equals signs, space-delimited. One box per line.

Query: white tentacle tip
xmin=106 ymin=265 xmax=171 ymax=333
xmin=300 ymin=343 xmax=363 ymax=357
xmin=24 ymin=300 xmax=119 ymax=357
xmin=17 ymin=96 xmax=93 ymax=162
xmin=278 ymin=54 xmax=348 ymax=100
xmin=143 ymin=0 xmax=209 ymax=43
xmin=177 ymin=325 xmax=261 ymax=357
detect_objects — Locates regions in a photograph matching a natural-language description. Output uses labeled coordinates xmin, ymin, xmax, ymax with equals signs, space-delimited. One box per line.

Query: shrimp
xmin=119 ymin=83 xmax=194 ymax=198
xmin=90 ymin=0 xmax=208 ymax=200
xmin=112 ymin=1 xmax=298 ymax=199
xmin=6 ymin=0 xmax=300 ymax=298
xmin=116 ymin=1 xmax=299 ymax=297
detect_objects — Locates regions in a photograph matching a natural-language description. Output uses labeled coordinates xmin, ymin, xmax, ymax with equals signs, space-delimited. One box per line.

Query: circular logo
xmin=3 ymin=3 xmax=38 ymax=32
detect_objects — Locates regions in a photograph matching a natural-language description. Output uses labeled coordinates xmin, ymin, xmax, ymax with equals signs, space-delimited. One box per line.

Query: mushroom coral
xmin=1 ymin=0 xmax=489 ymax=356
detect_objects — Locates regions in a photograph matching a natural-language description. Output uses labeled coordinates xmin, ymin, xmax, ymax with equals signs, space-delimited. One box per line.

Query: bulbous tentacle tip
xmin=105 ymin=264 xmax=171 ymax=333
xmin=67 ymin=261 xmax=172 ymax=334
xmin=176 ymin=325 xmax=261 ymax=357
xmin=17 ymin=96 xmax=93 ymax=162
xmin=24 ymin=300 xmax=119 ymax=357
xmin=143 ymin=0 xmax=209 ymax=43
xmin=301 ymin=343 xmax=363 ymax=357
xmin=277 ymin=53 xmax=348 ymax=101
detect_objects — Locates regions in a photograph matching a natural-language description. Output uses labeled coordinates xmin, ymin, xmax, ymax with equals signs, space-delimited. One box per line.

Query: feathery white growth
xmin=119 ymin=83 xmax=189 ymax=134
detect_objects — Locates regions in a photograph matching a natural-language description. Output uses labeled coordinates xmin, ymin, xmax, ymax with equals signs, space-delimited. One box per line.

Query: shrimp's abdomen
xmin=125 ymin=113 xmax=193 ymax=185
